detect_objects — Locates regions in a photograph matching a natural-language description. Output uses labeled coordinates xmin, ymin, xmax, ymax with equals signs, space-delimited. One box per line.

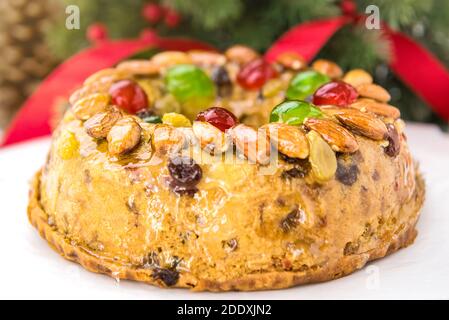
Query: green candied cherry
xmin=270 ymin=100 xmax=323 ymax=125
xmin=165 ymin=64 xmax=216 ymax=119
xmin=286 ymin=70 xmax=330 ymax=100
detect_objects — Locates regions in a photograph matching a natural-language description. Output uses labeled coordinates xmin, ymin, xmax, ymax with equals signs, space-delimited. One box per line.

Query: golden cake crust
xmin=29 ymin=169 xmax=424 ymax=291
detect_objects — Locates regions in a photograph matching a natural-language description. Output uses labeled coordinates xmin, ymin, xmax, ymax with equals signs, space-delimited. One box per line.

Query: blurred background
xmin=1 ymin=0 xmax=449 ymax=135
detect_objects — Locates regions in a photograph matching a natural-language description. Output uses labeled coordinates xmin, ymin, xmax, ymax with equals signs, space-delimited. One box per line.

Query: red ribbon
xmin=1 ymin=36 xmax=214 ymax=146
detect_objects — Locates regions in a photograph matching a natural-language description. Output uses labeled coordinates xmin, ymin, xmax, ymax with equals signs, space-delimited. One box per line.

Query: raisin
xmin=152 ymin=267 xmax=179 ymax=286
xmin=384 ymin=123 xmax=400 ymax=157
xmin=168 ymin=180 xmax=199 ymax=197
xmin=222 ymin=238 xmax=238 ymax=252
xmin=280 ymin=207 xmax=305 ymax=232
xmin=336 ymin=161 xmax=359 ymax=186
xmin=136 ymin=110 xmax=162 ymax=124
xmin=168 ymin=156 xmax=202 ymax=187
xmin=280 ymin=156 xmax=311 ymax=180
xmin=211 ymin=66 xmax=232 ymax=97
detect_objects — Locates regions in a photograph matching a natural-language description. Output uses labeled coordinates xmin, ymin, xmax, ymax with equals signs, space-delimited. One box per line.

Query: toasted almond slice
xmin=151 ymin=51 xmax=192 ymax=69
xmin=224 ymin=45 xmax=260 ymax=65
xmin=116 ymin=60 xmax=159 ymax=75
xmin=107 ymin=117 xmax=141 ymax=156
xmin=304 ymin=118 xmax=359 ymax=153
xmin=350 ymin=98 xmax=401 ymax=119
xmin=192 ymin=121 xmax=229 ymax=153
xmin=311 ymin=59 xmax=343 ymax=79
xmin=83 ymin=68 xmax=128 ymax=86
xmin=356 ymin=84 xmax=391 ymax=102
xmin=84 ymin=107 xmax=122 ymax=139
xmin=262 ymin=123 xmax=309 ymax=159
xmin=187 ymin=50 xmax=226 ymax=66
xmin=333 ymin=108 xmax=388 ymax=140
xmin=150 ymin=124 xmax=186 ymax=155
xmin=342 ymin=69 xmax=373 ymax=87
xmin=275 ymin=52 xmax=307 ymax=71
xmin=230 ymin=124 xmax=270 ymax=165
xmin=72 ymin=93 xmax=110 ymax=121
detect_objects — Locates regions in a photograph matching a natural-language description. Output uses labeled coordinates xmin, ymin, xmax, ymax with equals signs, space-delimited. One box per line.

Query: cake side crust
xmin=28 ymin=169 xmax=425 ymax=292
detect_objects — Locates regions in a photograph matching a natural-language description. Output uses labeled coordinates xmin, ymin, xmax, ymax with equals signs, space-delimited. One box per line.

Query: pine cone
xmin=0 ymin=0 xmax=59 ymax=129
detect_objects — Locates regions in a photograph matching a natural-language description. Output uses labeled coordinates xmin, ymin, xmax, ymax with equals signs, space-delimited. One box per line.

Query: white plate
xmin=0 ymin=123 xmax=448 ymax=300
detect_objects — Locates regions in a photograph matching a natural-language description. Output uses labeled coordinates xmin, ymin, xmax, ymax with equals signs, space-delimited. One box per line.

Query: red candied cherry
xmin=196 ymin=107 xmax=238 ymax=132
xmin=312 ymin=81 xmax=358 ymax=107
xmin=109 ymin=80 xmax=148 ymax=114
xmin=237 ymin=58 xmax=279 ymax=90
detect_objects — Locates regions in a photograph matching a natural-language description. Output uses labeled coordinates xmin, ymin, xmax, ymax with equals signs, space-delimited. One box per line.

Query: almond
xmin=84 ymin=107 xmax=122 ymax=139
xmin=304 ymin=118 xmax=359 ymax=153
xmin=276 ymin=52 xmax=307 ymax=71
xmin=83 ymin=68 xmax=127 ymax=86
xmin=72 ymin=93 xmax=110 ymax=121
xmin=356 ymin=84 xmax=391 ymax=102
xmin=350 ymin=98 xmax=400 ymax=119
xmin=192 ymin=121 xmax=230 ymax=153
xmin=230 ymin=124 xmax=270 ymax=165
xmin=107 ymin=117 xmax=141 ymax=156
xmin=342 ymin=69 xmax=373 ymax=87
xmin=262 ymin=123 xmax=309 ymax=159
xmin=187 ymin=50 xmax=226 ymax=66
xmin=151 ymin=51 xmax=192 ymax=70
xmin=224 ymin=45 xmax=260 ymax=65
xmin=116 ymin=60 xmax=159 ymax=75
xmin=312 ymin=59 xmax=343 ymax=79
xmin=151 ymin=124 xmax=186 ymax=155
xmin=334 ymin=108 xmax=388 ymax=140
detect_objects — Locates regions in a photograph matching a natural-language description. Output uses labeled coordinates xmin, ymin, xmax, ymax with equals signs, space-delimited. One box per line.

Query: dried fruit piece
xmin=72 ymin=93 xmax=110 ymax=120
xmin=312 ymin=59 xmax=343 ymax=79
xmin=384 ymin=123 xmax=401 ymax=157
xmin=336 ymin=158 xmax=359 ymax=186
xmin=334 ymin=108 xmax=388 ymax=140
xmin=270 ymin=100 xmax=322 ymax=125
xmin=262 ymin=79 xmax=284 ymax=98
xmin=236 ymin=58 xmax=278 ymax=90
xmin=350 ymin=98 xmax=400 ymax=119
xmin=196 ymin=107 xmax=238 ymax=132
xmin=230 ymin=124 xmax=270 ymax=165
xmin=356 ymin=83 xmax=391 ymax=102
xmin=116 ymin=60 xmax=159 ymax=75
xmin=168 ymin=156 xmax=202 ymax=196
xmin=57 ymin=130 xmax=79 ymax=160
xmin=192 ymin=121 xmax=229 ymax=153
xmin=312 ymin=81 xmax=358 ymax=107
xmin=276 ymin=52 xmax=307 ymax=71
xmin=224 ymin=45 xmax=259 ymax=65
xmin=280 ymin=207 xmax=305 ymax=232
xmin=109 ymin=80 xmax=148 ymax=114
xmin=152 ymin=267 xmax=179 ymax=286
xmin=107 ymin=117 xmax=142 ymax=156
xmin=136 ymin=110 xmax=162 ymax=123
xmin=165 ymin=64 xmax=215 ymax=118
xmin=262 ymin=123 xmax=309 ymax=159
xmin=305 ymin=118 xmax=359 ymax=153
xmin=342 ymin=69 xmax=373 ymax=87
xmin=151 ymin=124 xmax=186 ymax=155
xmin=306 ymin=130 xmax=337 ymax=182
xmin=187 ymin=50 xmax=226 ymax=66
xmin=211 ymin=66 xmax=232 ymax=97
xmin=84 ymin=107 xmax=122 ymax=139
xmin=154 ymin=94 xmax=181 ymax=115
xmin=151 ymin=51 xmax=192 ymax=69
xmin=286 ymin=70 xmax=330 ymax=100
xmin=162 ymin=112 xmax=192 ymax=127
